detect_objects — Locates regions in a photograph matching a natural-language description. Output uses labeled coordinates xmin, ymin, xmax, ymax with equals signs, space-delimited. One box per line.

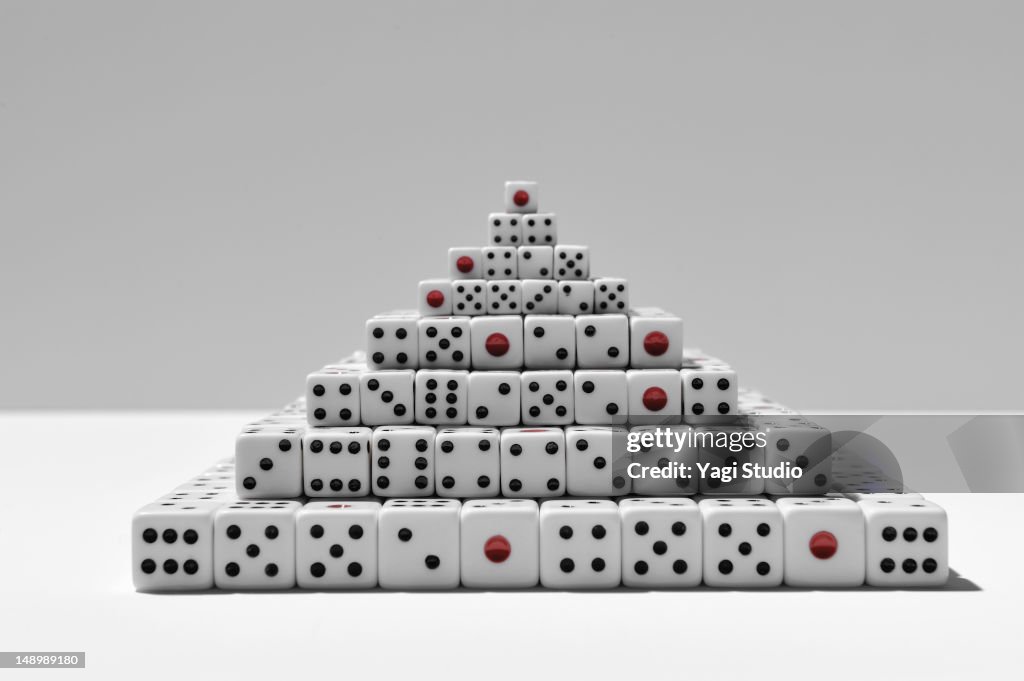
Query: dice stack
xmin=133 ymin=181 xmax=950 ymax=591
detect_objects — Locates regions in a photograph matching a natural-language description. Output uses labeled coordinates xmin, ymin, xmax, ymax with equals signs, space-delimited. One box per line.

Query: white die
xmin=518 ymin=246 xmax=554 ymax=278
xmin=522 ymin=213 xmax=557 ymax=244
xmin=418 ymin=279 xmax=453 ymax=316
xmin=469 ymin=316 xmax=524 ymax=369
xmin=487 ymin=213 xmax=522 ymax=246
xmin=628 ymin=425 xmax=700 ymax=496
xmin=235 ymin=423 xmax=304 ymax=499
xmin=371 ymin=426 xmax=436 ymax=496
xmin=460 ymin=499 xmax=540 ymax=588
xmin=539 ymin=499 xmax=622 ymax=589
xmin=359 ymin=371 xmax=415 ymax=426
xmin=521 ymin=370 xmax=574 ymax=426
xmin=435 ymin=427 xmax=501 ymax=497
xmin=449 ymin=247 xmax=483 ymax=279
xmin=593 ymin=277 xmax=628 ymax=313
xmin=762 ymin=419 xmax=833 ymax=496
xmin=554 ymin=245 xmax=590 ymax=279
xmin=306 ymin=368 xmax=361 ymax=427
xmin=486 ymin=280 xmax=522 ymax=314
xmin=776 ymin=497 xmax=865 ymax=587
xmin=558 ymin=280 xmax=595 ymax=314
xmin=414 ymin=370 xmax=469 ymax=426
xmin=302 ymin=427 xmax=371 ymax=497
xmin=296 ymin=501 xmax=379 ymax=589
xmin=699 ymin=497 xmax=783 ymax=587
xmin=575 ymin=314 xmax=629 ymax=369
xmin=214 ymin=500 xmax=300 ymax=590
xmin=565 ymin=426 xmax=631 ymax=495
xmin=522 ymin=279 xmax=559 ymax=314
xmin=133 ymin=501 xmax=218 ymax=592
xmin=859 ymin=497 xmax=948 ymax=586
xmin=418 ymin=316 xmax=471 ymax=369
xmin=620 ymin=498 xmax=703 ymax=587
xmin=574 ymin=370 xmax=628 ymax=425
xmin=379 ymin=499 xmax=461 ymax=589
xmin=505 ymin=181 xmax=538 ymax=213
xmin=481 ymin=247 xmax=517 ymax=279
xmin=500 ymin=427 xmax=566 ymax=498
xmin=524 ymin=315 xmax=576 ymax=369
xmin=681 ymin=367 xmax=738 ymax=423
xmin=697 ymin=425 xmax=765 ymax=496
xmin=626 ymin=369 xmax=682 ymax=425
xmin=451 ymin=280 xmax=487 ymax=316
xmin=629 ymin=312 xmax=684 ymax=369
xmin=467 ymin=371 xmax=521 ymax=426
xmin=366 ymin=316 xmax=418 ymax=370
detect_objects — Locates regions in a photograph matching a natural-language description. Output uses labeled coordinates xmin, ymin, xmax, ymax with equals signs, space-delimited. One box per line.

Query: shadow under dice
xmin=435 ymin=427 xmax=500 ymax=497
xmin=500 ymin=427 xmax=566 ymax=498
xmin=467 ymin=370 xmax=521 ymax=426
xmin=302 ymin=427 xmax=371 ymax=497
xmin=565 ymin=426 xmax=631 ymax=495
xmin=521 ymin=370 xmax=574 ymax=426
xmin=132 ymin=501 xmax=218 ymax=592
xmin=372 ymin=426 xmax=436 ymax=496
xmin=620 ymin=498 xmax=703 ymax=588
xmin=214 ymin=501 xmax=300 ymax=590
xmin=414 ymin=370 xmax=468 ymax=425
xmin=378 ymin=499 xmax=461 ymax=589
xmin=460 ymin=499 xmax=540 ymax=589
xmin=540 ymin=500 xmax=622 ymax=589
xmin=296 ymin=501 xmax=379 ymax=589
xmin=235 ymin=424 xmax=304 ymax=499
xmin=699 ymin=498 xmax=783 ymax=587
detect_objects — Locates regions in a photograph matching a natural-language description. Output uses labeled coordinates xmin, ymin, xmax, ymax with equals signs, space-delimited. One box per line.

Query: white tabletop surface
xmin=0 ymin=412 xmax=1019 ymax=680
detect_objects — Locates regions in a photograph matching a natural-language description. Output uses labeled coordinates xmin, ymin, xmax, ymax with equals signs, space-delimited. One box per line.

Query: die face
xmin=524 ymin=315 xmax=576 ymax=369
xmin=460 ymin=499 xmax=540 ymax=588
xmin=481 ymin=247 xmax=518 ymax=279
xmin=451 ymin=280 xmax=487 ymax=317
xmin=467 ymin=371 xmax=521 ymax=426
xmin=697 ymin=426 xmax=766 ymax=496
xmin=629 ymin=315 xmax=684 ymax=369
xmin=449 ymin=247 xmax=483 ymax=279
xmin=521 ymin=213 xmax=557 ymax=244
xmin=214 ymin=501 xmax=300 ymax=589
xmin=133 ymin=502 xmax=218 ymax=591
xmin=500 ymin=427 xmax=567 ymax=498
xmin=522 ymin=280 xmax=558 ymax=314
xmin=371 ymin=426 xmax=436 ymax=496
xmin=859 ymin=498 xmax=948 ymax=586
xmin=626 ymin=370 xmax=682 ymax=425
xmin=296 ymin=502 xmax=380 ymax=589
xmin=505 ymin=181 xmax=538 ymax=213
xmin=573 ymin=370 xmax=628 ymax=426
xmin=628 ymin=426 xmax=700 ymax=496
xmin=620 ymin=498 xmax=703 ymax=587
xmin=487 ymin=213 xmax=522 ymax=246
xmin=306 ymin=370 xmax=361 ymax=427
xmin=558 ymin=281 xmax=595 ymax=315
xmin=539 ymin=500 xmax=622 ymax=588
xmin=776 ymin=498 xmax=865 ymax=587
xmin=435 ymin=427 xmax=501 ymax=497
xmin=517 ymin=246 xmax=554 ymax=279
xmin=682 ymin=368 xmax=738 ymax=423
xmin=565 ymin=426 xmax=631 ymax=495
xmin=235 ymin=426 xmax=304 ymax=499
xmin=469 ymin=316 xmax=524 ymax=369
xmin=486 ymin=280 xmax=522 ymax=314
xmin=575 ymin=315 xmax=629 ymax=369
xmin=366 ymin=317 xmax=419 ymax=370
xmin=553 ymin=245 xmax=589 ymax=279
xmin=418 ymin=317 xmax=471 ymax=368
xmin=359 ymin=371 xmax=415 ymax=426
xmin=418 ymin=279 xmax=453 ymax=316
xmin=414 ymin=370 xmax=469 ymax=425
xmin=378 ymin=499 xmax=461 ymax=589
xmin=699 ymin=498 xmax=783 ymax=587
xmin=762 ymin=421 xmax=833 ymax=496
xmin=593 ymin=278 xmax=629 ymax=313
xmin=521 ymin=370 xmax=575 ymax=426
xmin=302 ymin=427 xmax=371 ymax=497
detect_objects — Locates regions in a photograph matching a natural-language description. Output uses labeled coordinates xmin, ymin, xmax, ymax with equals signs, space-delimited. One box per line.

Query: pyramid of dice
xmin=133 ymin=181 xmax=950 ymax=592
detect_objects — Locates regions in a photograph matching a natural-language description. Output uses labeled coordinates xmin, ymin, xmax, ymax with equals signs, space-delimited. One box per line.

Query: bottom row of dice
xmin=134 ymin=495 xmax=947 ymax=591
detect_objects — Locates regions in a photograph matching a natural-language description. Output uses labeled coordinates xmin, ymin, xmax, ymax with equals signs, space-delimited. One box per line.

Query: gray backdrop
xmin=2 ymin=0 xmax=1021 ymax=410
